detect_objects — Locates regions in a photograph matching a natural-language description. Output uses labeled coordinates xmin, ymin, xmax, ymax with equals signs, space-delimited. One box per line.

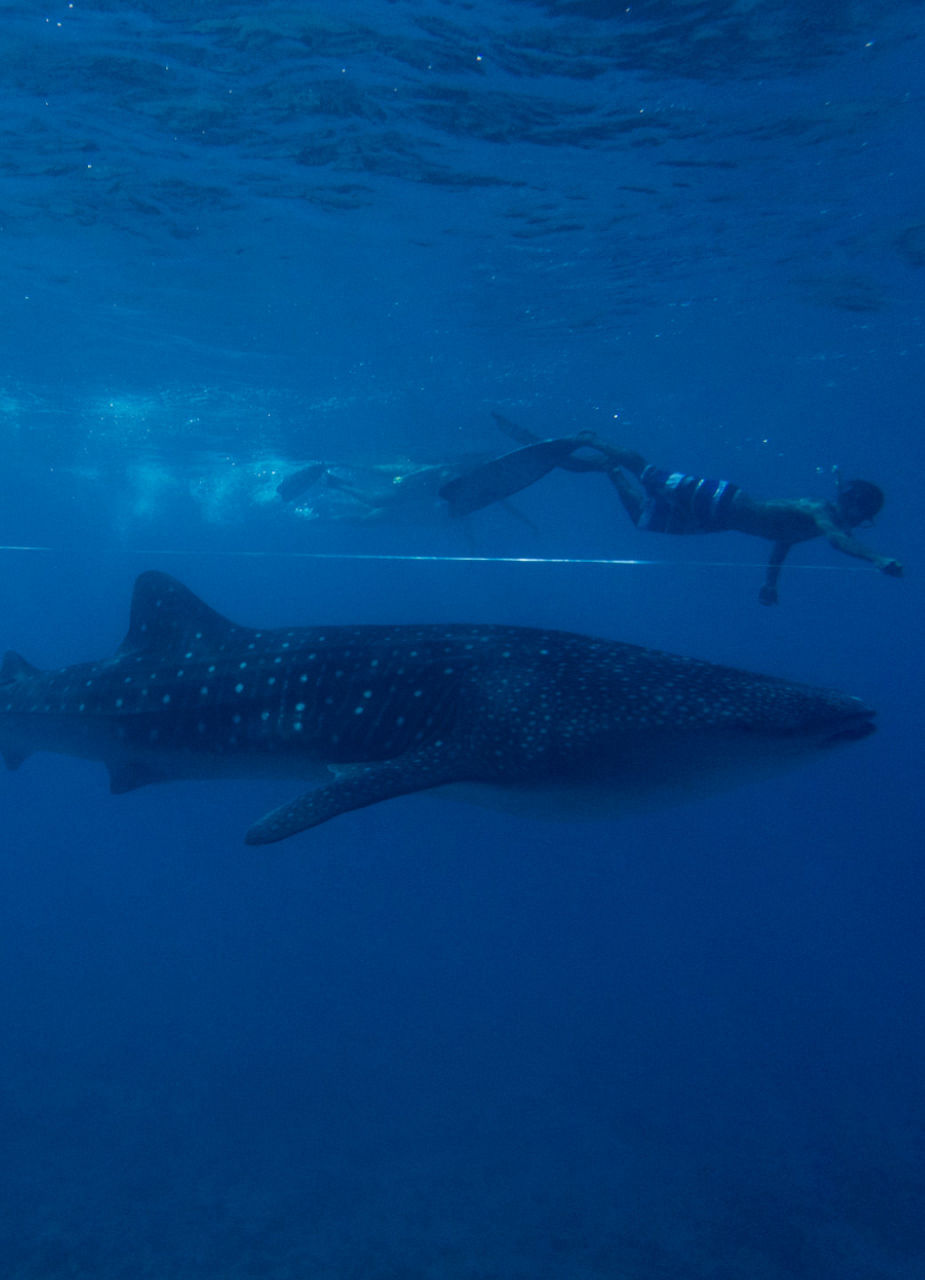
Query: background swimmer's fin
xmin=439 ymin=437 xmax=590 ymax=516
xmin=277 ymin=463 xmax=326 ymax=502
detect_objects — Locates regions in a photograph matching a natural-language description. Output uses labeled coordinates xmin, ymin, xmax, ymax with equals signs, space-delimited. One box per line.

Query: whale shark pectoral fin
xmin=107 ymin=759 xmax=173 ymax=794
xmin=244 ymin=743 xmax=470 ymax=845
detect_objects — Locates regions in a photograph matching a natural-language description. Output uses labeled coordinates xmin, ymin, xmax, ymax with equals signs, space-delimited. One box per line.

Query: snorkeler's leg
xmin=605 ymin=466 xmax=646 ymax=525
xmin=577 ymin=434 xmax=647 ymax=476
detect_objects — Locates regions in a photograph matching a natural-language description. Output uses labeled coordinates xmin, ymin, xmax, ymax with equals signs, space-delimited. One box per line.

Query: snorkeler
xmin=442 ymin=417 xmax=903 ymax=604
xmin=603 ymin=454 xmax=902 ymax=604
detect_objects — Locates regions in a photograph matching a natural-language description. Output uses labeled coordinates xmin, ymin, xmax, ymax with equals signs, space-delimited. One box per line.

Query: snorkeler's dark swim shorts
xmin=637 ymin=466 xmax=740 ymax=534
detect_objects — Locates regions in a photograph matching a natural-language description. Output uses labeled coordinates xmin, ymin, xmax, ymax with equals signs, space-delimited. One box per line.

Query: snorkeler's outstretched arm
xmin=815 ymin=513 xmax=904 ymax=576
xmin=759 ymin=541 xmax=791 ymax=606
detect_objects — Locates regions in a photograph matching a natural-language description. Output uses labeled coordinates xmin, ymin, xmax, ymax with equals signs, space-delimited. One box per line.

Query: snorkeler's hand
xmin=879 ymin=558 xmax=903 ymax=577
xmin=758 ymin=585 xmax=778 ymax=606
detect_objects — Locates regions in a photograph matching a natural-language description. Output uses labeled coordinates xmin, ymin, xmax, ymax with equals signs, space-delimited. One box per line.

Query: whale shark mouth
xmin=821 ymin=711 xmax=877 ymax=747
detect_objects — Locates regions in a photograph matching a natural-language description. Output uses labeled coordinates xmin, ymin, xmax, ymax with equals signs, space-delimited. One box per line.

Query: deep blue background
xmin=0 ymin=3 xmax=923 ymax=1276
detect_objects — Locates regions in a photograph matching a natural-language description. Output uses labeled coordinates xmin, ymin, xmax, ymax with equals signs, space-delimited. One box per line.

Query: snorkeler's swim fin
xmin=491 ymin=413 xmax=615 ymax=475
xmin=439 ymin=437 xmax=596 ymax=516
xmin=492 ymin=410 xmax=541 ymax=447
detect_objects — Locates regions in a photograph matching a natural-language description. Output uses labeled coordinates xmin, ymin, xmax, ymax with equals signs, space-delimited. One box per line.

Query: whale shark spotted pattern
xmin=0 ymin=572 xmax=876 ymax=844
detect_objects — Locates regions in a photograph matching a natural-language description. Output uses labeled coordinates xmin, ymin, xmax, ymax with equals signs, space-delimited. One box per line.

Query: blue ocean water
xmin=0 ymin=2 xmax=923 ymax=1275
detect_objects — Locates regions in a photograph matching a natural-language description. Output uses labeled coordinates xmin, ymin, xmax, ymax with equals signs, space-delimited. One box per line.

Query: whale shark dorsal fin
xmin=118 ymin=571 xmax=240 ymax=656
xmin=0 ymin=650 xmax=41 ymax=683
xmin=1 ymin=652 xmax=41 ymax=769
xmin=245 ymin=743 xmax=469 ymax=844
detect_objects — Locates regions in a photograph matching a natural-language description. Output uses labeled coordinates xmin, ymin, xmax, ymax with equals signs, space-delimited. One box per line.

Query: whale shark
xmin=0 ymin=572 xmax=875 ymax=844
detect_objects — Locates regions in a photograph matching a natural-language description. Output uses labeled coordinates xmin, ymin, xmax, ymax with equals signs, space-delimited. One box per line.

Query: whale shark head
xmin=453 ymin=640 xmax=877 ymax=822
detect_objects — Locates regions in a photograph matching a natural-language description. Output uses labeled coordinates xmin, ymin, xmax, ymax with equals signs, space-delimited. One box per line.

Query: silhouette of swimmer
xmin=444 ymin=415 xmax=903 ymax=604
xmin=277 ymin=460 xmax=462 ymax=520
xmin=277 ymin=455 xmax=531 ymax=524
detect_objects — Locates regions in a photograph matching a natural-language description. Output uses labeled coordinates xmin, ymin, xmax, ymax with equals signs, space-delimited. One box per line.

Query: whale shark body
xmin=0 ymin=572 xmax=875 ymax=844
